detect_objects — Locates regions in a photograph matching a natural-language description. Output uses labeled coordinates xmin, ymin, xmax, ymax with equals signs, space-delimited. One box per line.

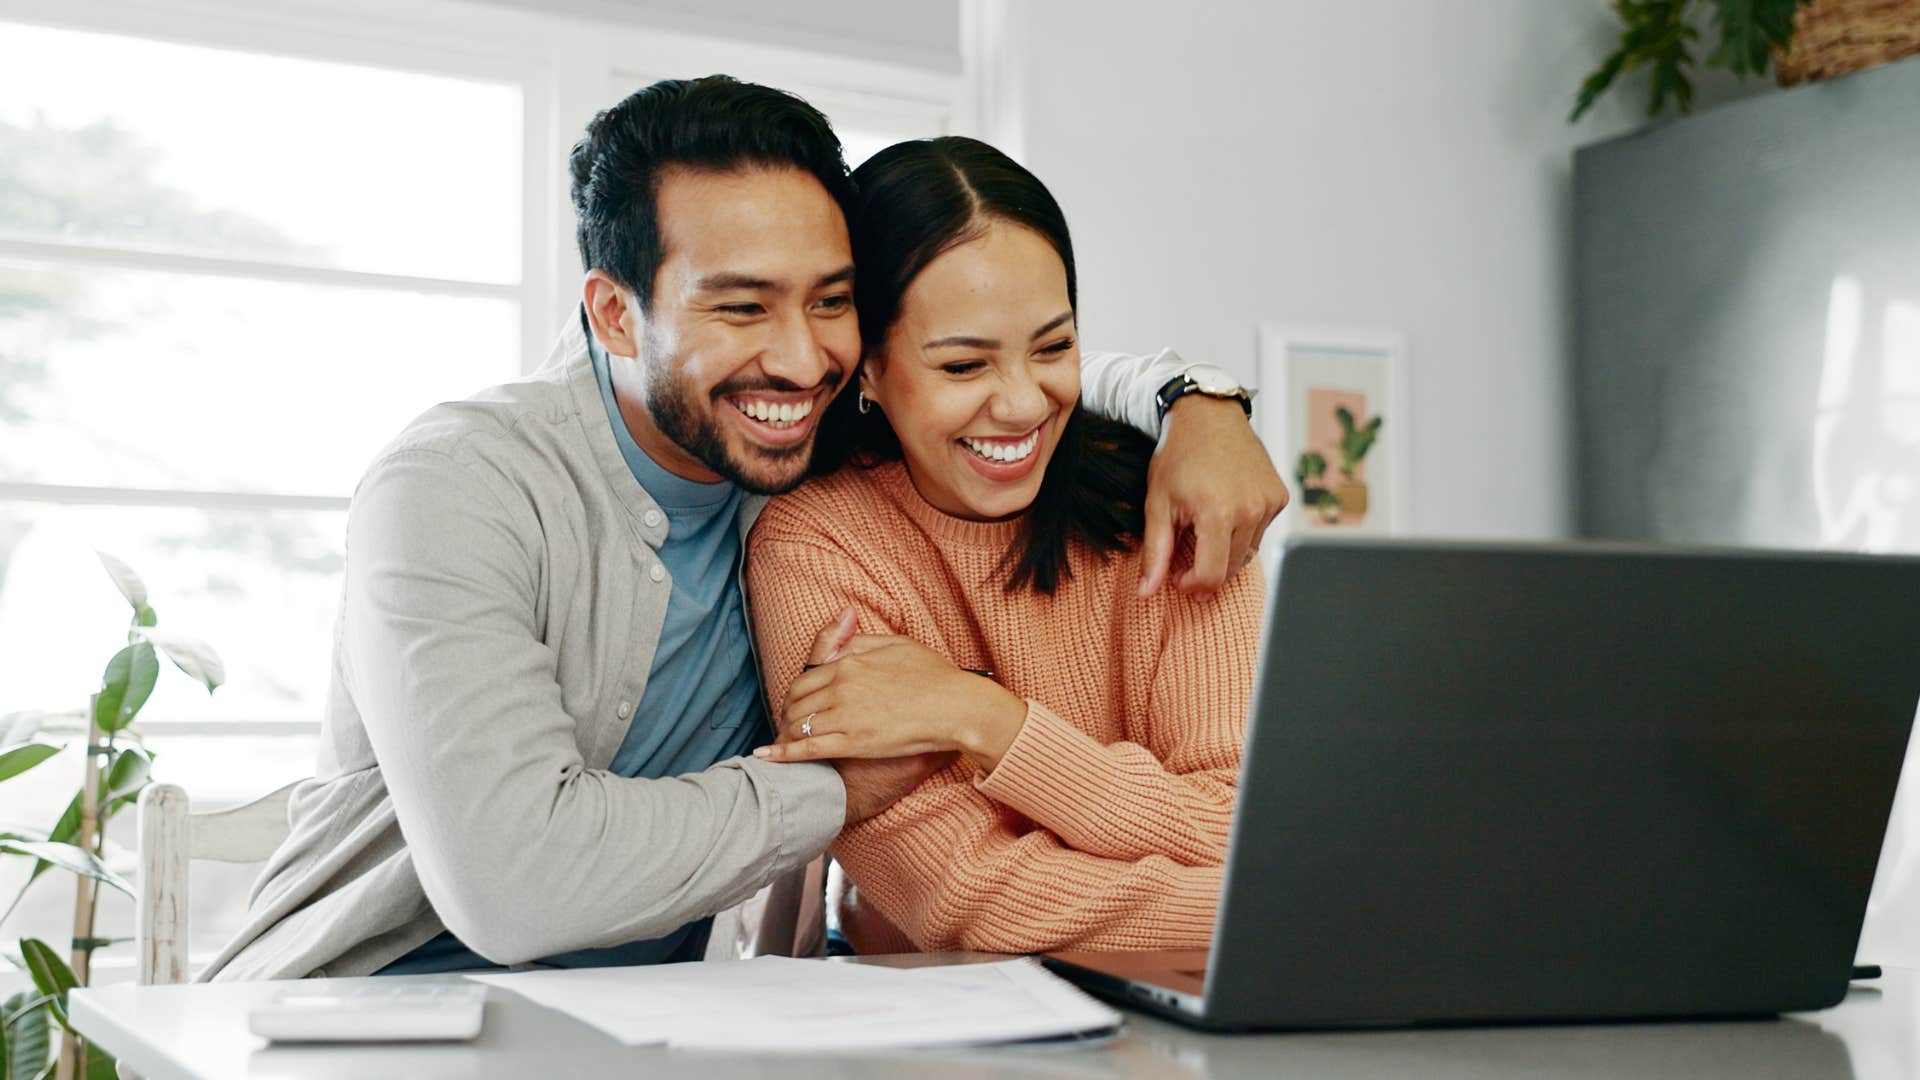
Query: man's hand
xmin=792 ymin=608 xmax=953 ymax=826
xmin=1139 ymin=396 xmax=1289 ymax=598
xmin=835 ymin=753 xmax=952 ymax=826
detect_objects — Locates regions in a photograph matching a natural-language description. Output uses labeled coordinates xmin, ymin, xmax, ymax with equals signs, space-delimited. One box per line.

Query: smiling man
xmin=204 ymin=76 xmax=1286 ymax=981
xmin=596 ymin=165 xmax=857 ymax=494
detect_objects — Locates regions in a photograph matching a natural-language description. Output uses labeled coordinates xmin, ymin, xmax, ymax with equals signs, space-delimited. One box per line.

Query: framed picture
xmin=1256 ymin=325 xmax=1409 ymax=537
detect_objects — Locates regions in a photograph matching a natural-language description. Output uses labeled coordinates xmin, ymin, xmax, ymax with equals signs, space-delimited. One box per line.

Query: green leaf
xmin=105 ymin=746 xmax=152 ymax=800
xmin=0 ymin=842 xmax=132 ymax=897
xmin=0 ymin=743 xmax=62 ymax=784
xmin=94 ymin=551 xmax=148 ymax=614
xmin=45 ymin=792 xmax=81 ymax=849
xmin=1647 ymin=45 xmax=1697 ymax=116
xmin=2 ymin=993 xmax=56 ymax=1028
xmin=1570 ymin=47 xmax=1630 ymax=122
xmin=82 ymin=1044 xmax=118 ymax=1080
xmin=17 ymin=939 xmax=76 ymax=1026
xmin=3 ymin=991 xmax=54 ymax=1080
xmin=94 ymin=642 xmax=159 ymax=733
xmin=133 ymin=628 xmax=224 ymax=693
xmin=1575 ymin=0 xmax=1705 ymax=121
xmin=1709 ymin=0 xmax=1801 ymax=77
xmin=1293 ymin=451 xmax=1327 ymax=486
xmin=102 ymin=746 xmax=153 ymax=820
xmin=3 ymin=792 xmax=83 ymax=913
xmin=92 ymin=654 xmax=127 ymax=733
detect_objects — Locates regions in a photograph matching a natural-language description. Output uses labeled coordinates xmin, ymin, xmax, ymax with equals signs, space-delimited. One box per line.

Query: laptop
xmin=1045 ymin=539 xmax=1920 ymax=1029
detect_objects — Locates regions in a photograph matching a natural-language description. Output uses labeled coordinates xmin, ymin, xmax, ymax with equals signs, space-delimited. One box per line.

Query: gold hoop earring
xmin=857 ymin=389 xmax=873 ymax=415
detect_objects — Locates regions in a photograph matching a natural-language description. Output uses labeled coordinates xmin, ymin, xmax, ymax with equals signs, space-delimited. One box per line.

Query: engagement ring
xmin=802 ymin=714 xmax=814 ymax=738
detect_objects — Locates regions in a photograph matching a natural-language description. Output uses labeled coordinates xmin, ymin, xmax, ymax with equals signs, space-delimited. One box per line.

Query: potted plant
xmin=1571 ymin=0 xmax=1920 ymax=122
xmin=1 ymin=553 xmax=222 ymax=1080
xmin=1332 ymin=406 xmax=1383 ymax=523
xmin=1293 ymin=450 xmax=1338 ymax=523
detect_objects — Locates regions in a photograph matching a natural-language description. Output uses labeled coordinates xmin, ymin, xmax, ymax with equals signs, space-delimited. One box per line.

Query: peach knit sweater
xmin=747 ymin=460 xmax=1264 ymax=954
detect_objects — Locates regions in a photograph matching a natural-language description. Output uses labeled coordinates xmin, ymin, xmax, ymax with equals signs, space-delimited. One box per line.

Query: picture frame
xmin=1255 ymin=325 xmax=1409 ymax=538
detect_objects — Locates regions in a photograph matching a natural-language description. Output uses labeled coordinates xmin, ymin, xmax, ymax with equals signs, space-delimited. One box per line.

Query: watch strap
xmin=1155 ymin=373 xmax=1253 ymax=419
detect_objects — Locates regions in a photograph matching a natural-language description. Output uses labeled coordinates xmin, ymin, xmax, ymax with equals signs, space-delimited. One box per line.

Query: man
xmin=205 ymin=76 xmax=1285 ymax=981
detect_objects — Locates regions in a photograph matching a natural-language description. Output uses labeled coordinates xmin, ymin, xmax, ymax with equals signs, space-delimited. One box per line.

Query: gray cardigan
xmin=203 ymin=314 xmax=1180 ymax=981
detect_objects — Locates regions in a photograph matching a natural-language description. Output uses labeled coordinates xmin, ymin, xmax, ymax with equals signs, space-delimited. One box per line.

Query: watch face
xmin=1190 ymin=363 xmax=1236 ymax=393
xmin=1186 ymin=364 xmax=1241 ymax=394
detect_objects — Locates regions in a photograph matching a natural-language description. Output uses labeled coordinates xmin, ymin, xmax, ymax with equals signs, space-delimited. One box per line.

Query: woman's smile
xmin=956 ymin=424 xmax=1047 ymax=481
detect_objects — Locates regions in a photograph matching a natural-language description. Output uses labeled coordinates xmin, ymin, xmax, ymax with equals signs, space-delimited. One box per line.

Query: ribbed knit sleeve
xmin=974 ymin=562 xmax=1261 ymax=866
xmin=835 ymin=782 xmax=1223 ymax=952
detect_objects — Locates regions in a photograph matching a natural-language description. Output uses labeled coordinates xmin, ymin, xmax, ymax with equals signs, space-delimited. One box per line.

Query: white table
xmin=71 ymin=956 xmax=1917 ymax=1079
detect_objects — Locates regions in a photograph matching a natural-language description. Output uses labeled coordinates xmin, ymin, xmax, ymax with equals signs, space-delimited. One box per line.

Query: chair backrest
xmin=136 ymin=781 xmax=299 ymax=985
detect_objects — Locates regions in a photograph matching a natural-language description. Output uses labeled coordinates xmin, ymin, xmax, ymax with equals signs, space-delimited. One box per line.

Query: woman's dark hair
xmin=811 ymin=136 xmax=1153 ymax=595
xmin=568 ymin=75 xmax=852 ymax=313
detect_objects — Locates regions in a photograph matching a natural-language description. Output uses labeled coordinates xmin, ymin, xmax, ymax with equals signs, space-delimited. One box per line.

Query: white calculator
xmin=248 ymin=982 xmax=488 ymax=1043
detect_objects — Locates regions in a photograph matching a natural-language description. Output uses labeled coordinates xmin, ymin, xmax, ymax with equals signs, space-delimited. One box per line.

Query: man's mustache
xmin=709 ymin=369 xmax=844 ymax=399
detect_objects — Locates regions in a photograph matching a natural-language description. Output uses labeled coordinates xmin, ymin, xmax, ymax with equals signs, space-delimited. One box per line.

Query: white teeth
xmin=732 ymin=397 xmax=815 ymax=428
xmin=960 ymin=432 xmax=1039 ymax=464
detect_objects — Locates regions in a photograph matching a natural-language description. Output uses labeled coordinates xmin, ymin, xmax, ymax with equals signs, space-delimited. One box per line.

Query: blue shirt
xmin=380 ymin=328 xmax=768 ymax=974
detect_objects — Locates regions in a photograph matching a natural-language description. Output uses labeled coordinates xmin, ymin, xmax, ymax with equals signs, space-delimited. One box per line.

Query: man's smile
xmin=723 ymin=389 xmax=826 ymax=447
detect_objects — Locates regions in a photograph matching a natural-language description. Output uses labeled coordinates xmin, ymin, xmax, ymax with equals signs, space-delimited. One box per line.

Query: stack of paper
xmin=467 ymin=956 xmax=1121 ymax=1051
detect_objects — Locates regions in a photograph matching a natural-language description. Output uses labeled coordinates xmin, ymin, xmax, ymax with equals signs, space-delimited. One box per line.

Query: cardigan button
xmin=643 ymin=509 xmax=662 ymax=528
xmin=616 ymin=700 xmax=631 ymax=719
xmin=649 ymin=563 xmax=666 ymax=583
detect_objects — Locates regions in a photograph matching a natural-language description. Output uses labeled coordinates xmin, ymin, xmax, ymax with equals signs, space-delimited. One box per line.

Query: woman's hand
xmin=780 ymin=608 xmax=955 ymax=823
xmin=754 ymin=618 xmax=1029 ymax=772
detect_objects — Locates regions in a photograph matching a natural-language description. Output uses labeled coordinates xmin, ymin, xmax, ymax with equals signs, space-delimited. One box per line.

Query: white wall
xmin=1002 ymin=1 xmax=1647 ymax=539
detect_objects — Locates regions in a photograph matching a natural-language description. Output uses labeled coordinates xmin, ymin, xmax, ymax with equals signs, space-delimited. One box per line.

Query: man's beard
xmin=641 ymin=335 xmax=840 ymax=496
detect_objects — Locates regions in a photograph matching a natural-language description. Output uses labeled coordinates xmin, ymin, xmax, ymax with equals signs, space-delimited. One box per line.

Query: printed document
xmin=467 ymin=956 xmax=1120 ymax=1051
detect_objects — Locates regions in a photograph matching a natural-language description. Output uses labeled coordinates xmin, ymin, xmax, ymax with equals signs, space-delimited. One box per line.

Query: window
xmin=0 ymin=20 xmax=526 ymax=736
xmin=0 ymin=1 xmax=961 ymax=979
xmin=0 ymin=13 xmax=531 ymax=977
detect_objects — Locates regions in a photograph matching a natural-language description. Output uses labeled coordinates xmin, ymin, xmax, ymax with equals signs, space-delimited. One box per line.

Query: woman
xmin=745 ymin=136 xmax=1263 ymax=954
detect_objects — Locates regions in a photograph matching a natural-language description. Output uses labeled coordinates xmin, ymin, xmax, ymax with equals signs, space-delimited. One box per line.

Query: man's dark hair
xmin=568 ymin=75 xmax=853 ymax=312
xmin=810 ymin=135 xmax=1154 ymax=596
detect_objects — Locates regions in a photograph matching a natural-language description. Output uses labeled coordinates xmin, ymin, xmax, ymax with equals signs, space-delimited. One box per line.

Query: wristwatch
xmin=1155 ymin=364 xmax=1255 ymax=419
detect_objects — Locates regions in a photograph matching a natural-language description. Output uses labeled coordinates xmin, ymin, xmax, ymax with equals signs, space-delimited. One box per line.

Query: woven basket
xmin=1773 ymin=0 xmax=1920 ymax=86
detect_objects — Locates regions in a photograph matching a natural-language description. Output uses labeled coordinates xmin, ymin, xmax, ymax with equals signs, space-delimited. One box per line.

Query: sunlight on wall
xmin=1812 ymin=276 xmax=1920 ymax=554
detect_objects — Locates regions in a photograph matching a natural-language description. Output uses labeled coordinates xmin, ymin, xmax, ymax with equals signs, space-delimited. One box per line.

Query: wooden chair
xmin=133 ymin=780 xmax=815 ymax=983
xmin=135 ymin=782 xmax=299 ymax=985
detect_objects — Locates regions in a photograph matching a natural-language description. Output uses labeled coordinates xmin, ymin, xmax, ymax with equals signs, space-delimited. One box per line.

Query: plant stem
xmin=56 ymin=704 xmax=106 ymax=1080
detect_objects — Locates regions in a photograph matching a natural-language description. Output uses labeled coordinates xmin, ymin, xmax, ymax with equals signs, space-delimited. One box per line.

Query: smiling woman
xmin=745 ymin=137 xmax=1265 ymax=955
xmin=876 ymin=223 xmax=1078 ymax=521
